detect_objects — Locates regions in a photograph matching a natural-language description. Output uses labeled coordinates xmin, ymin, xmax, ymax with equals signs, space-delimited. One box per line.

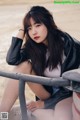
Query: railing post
xmin=19 ymin=80 xmax=28 ymax=120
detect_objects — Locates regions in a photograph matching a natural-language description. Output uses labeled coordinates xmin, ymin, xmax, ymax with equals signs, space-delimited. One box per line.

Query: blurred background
xmin=0 ymin=0 xmax=80 ymax=105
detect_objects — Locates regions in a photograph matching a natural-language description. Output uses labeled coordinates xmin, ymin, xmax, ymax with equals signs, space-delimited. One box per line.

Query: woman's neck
xmin=42 ymin=39 xmax=48 ymax=46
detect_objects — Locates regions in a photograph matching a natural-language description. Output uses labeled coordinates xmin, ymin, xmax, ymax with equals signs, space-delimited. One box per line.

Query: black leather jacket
xmin=61 ymin=33 xmax=80 ymax=73
xmin=6 ymin=32 xmax=80 ymax=74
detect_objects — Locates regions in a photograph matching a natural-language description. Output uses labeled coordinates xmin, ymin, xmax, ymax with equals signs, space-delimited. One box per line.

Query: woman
xmin=0 ymin=6 xmax=80 ymax=120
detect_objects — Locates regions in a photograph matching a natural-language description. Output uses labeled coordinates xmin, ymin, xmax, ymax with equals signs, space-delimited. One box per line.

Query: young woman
xmin=0 ymin=6 xmax=80 ymax=120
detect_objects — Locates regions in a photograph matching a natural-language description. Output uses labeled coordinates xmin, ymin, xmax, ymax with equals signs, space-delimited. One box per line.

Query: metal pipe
xmin=0 ymin=70 xmax=70 ymax=120
xmin=0 ymin=71 xmax=70 ymax=86
xmin=19 ymin=80 xmax=28 ymax=120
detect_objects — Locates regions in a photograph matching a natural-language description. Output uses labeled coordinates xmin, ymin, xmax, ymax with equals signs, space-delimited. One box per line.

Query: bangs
xmin=25 ymin=12 xmax=43 ymax=28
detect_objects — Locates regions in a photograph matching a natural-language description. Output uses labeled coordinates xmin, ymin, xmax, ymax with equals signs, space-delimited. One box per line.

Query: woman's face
xmin=27 ymin=17 xmax=48 ymax=45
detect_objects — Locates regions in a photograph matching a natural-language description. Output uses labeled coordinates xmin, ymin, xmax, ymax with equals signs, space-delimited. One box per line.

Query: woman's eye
xmin=27 ymin=27 xmax=31 ymax=31
xmin=36 ymin=24 xmax=41 ymax=27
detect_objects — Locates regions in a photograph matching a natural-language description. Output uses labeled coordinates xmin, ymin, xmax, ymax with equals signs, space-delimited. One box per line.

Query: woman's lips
xmin=34 ymin=36 xmax=40 ymax=40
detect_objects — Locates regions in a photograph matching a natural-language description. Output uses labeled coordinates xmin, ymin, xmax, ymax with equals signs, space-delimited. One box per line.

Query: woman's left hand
xmin=27 ymin=100 xmax=44 ymax=112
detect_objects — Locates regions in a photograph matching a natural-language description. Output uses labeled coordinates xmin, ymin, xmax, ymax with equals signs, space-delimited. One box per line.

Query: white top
xmin=44 ymin=49 xmax=66 ymax=78
xmin=44 ymin=50 xmax=66 ymax=94
xmin=44 ymin=64 xmax=61 ymax=78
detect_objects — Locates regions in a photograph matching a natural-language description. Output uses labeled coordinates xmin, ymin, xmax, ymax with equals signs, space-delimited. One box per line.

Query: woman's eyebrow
xmin=33 ymin=22 xmax=38 ymax=25
xmin=29 ymin=22 xmax=36 ymax=27
xmin=27 ymin=22 xmax=41 ymax=28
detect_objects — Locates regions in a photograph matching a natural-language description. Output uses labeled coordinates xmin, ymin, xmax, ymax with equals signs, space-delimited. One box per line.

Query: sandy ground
xmin=0 ymin=1 xmax=80 ymax=105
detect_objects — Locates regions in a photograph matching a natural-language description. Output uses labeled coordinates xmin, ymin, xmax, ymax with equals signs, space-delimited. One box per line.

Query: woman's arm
xmin=6 ymin=27 xmax=27 ymax=65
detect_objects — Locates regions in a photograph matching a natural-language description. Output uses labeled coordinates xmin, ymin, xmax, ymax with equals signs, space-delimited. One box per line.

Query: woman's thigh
xmin=53 ymin=97 xmax=73 ymax=120
xmin=14 ymin=61 xmax=32 ymax=74
xmin=72 ymin=92 xmax=80 ymax=120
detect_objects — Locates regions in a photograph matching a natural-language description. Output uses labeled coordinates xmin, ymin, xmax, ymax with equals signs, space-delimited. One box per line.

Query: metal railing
xmin=0 ymin=69 xmax=80 ymax=120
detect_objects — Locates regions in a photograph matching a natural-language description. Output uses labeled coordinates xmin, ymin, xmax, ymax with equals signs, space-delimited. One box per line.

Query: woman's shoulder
xmin=62 ymin=32 xmax=80 ymax=43
xmin=61 ymin=32 xmax=80 ymax=48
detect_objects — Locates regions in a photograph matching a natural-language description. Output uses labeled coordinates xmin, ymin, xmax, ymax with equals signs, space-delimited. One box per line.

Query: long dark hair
xmin=23 ymin=6 xmax=64 ymax=76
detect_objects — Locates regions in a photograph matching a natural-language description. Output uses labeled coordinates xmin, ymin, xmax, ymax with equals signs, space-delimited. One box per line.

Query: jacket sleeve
xmin=6 ymin=37 xmax=28 ymax=65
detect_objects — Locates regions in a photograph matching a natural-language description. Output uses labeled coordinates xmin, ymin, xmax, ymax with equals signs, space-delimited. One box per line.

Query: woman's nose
xmin=32 ymin=28 xmax=37 ymax=35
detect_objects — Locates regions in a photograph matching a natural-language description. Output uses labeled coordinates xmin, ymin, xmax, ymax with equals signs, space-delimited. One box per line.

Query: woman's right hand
xmin=16 ymin=21 xmax=25 ymax=40
xmin=27 ymin=100 xmax=44 ymax=112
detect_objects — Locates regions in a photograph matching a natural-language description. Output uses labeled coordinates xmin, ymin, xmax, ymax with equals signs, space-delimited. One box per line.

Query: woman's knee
xmin=13 ymin=61 xmax=32 ymax=74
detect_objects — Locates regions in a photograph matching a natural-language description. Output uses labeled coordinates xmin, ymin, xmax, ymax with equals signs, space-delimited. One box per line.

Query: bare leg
xmin=53 ymin=97 xmax=73 ymax=120
xmin=0 ymin=61 xmax=31 ymax=112
xmin=0 ymin=61 xmax=51 ymax=112
xmin=0 ymin=78 xmax=19 ymax=112
xmin=27 ymin=69 xmax=51 ymax=100
xmin=72 ymin=92 xmax=80 ymax=120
